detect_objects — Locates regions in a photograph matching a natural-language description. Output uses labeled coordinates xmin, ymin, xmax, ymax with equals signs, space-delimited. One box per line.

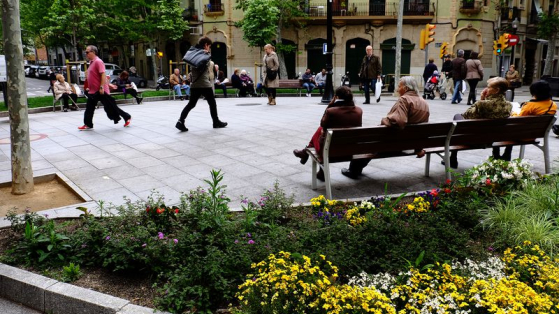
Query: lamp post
xmin=510 ymin=18 xmax=519 ymax=69
xmin=321 ymin=0 xmax=334 ymax=104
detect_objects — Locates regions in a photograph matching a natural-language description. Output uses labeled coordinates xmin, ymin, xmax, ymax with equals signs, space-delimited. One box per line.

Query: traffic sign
xmin=508 ymin=35 xmax=519 ymax=47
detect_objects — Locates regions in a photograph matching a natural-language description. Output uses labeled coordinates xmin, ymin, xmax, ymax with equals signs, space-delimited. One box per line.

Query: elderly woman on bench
xmin=293 ymin=86 xmax=362 ymax=181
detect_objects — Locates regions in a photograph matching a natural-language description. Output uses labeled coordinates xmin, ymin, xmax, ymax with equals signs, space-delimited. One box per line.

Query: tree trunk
xmin=1 ymin=0 xmax=35 ymax=195
xmin=276 ymin=22 xmax=288 ymax=79
xmin=151 ymin=42 xmax=158 ymax=87
xmin=543 ymin=35 xmax=556 ymax=76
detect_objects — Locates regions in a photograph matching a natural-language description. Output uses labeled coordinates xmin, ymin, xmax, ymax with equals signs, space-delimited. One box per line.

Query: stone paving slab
xmin=0 ymin=88 xmax=557 ymax=216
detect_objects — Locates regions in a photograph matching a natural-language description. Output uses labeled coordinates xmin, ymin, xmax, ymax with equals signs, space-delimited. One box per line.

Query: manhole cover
xmin=0 ymin=133 xmax=48 ymax=145
xmin=236 ymin=103 xmax=262 ymax=106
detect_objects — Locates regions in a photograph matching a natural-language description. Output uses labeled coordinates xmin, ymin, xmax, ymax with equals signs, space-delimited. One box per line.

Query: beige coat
xmin=465 ymin=59 xmax=484 ymax=80
xmin=263 ymin=52 xmax=279 ymax=88
xmin=53 ymin=81 xmax=74 ymax=100
xmin=381 ymin=91 xmax=430 ymax=129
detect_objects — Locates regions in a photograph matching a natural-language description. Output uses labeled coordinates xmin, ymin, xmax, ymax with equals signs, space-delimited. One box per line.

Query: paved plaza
xmin=0 ymin=88 xmax=557 ymax=211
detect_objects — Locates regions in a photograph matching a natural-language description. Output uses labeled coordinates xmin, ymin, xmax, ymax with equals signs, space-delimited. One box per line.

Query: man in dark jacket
xmin=441 ymin=54 xmax=453 ymax=94
xmin=450 ymin=50 xmax=466 ymax=104
xmin=422 ymin=58 xmax=438 ymax=85
xmin=359 ymin=45 xmax=382 ymax=104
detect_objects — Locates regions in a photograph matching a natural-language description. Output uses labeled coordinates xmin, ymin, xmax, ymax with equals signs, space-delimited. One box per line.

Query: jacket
xmin=422 ymin=63 xmax=438 ymax=82
xmin=381 ymin=91 xmax=430 ymax=129
xmin=170 ymin=73 xmax=185 ymax=87
xmin=231 ymin=74 xmax=242 ymax=88
xmin=359 ymin=54 xmax=381 ymax=80
xmin=263 ymin=52 xmax=279 ymax=88
xmin=514 ymin=99 xmax=557 ymax=116
xmin=441 ymin=60 xmax=453 ymax=76
xmin=465 ymin=59 xmax=484 ymax=80
xmin=451 ymin=57 xmax=466 ymax=81
xmin=53 ymin=81 xmax=74 ymax=100
xmin=320 ymin=100 xmax=363 ymax=130
xmin=462 ymin=94 xmax=512 ymax=119
xmin=190 ymin=57 xmax=213 ymax=89
xmin=505 ymin=70 xmax=520 ymax=83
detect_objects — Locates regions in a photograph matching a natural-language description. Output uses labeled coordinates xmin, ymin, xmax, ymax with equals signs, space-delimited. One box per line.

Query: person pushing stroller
xmin=423 ymin=70 xmax=440 ymax=100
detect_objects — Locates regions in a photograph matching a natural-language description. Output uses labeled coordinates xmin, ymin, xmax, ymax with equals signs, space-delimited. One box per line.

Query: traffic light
xmin=157 ymin=51 xmax=163 ymax=58
xmin=500 ymin=33 xmax=511 ymax=51
xmin=439 ymin=42 xmax=448 ymax=59
xmin=420 ymin=29 xmax=426 ymax=50
xmin=493 ymin=40 xmax=503 ymax=55
xmin=424 ymin=24 xmax=436 ymax=46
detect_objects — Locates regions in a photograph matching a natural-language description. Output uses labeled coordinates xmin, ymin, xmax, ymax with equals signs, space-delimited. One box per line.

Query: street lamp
xmin=510 ymin=18 xmax=519 ymax=70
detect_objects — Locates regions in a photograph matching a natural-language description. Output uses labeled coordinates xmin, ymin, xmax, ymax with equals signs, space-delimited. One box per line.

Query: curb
xmin=0 ymin=263 xmax=170 ymax=314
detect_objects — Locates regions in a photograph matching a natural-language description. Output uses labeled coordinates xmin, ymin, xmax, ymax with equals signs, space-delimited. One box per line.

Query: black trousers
xmin=124 ymin=88 xmax=139 ymax=99
xmin=466 ymin=79 xmax=480 ymax=106
xmin=83 ymin=92 xmax=130 ymax=128
xmin=265 ymin=87 xmax=276 ymax=98
xmin=60 ymin=93 xmax=78 ymax=108
xmin=179 ymin=88 xmax=219 ymax=123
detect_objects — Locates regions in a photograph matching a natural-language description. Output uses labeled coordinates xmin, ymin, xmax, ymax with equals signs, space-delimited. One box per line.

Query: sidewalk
xmin=0 ymin=297 xmax=41 ymax=314
xmin=0 ymin=87 xmax=556 ymax=214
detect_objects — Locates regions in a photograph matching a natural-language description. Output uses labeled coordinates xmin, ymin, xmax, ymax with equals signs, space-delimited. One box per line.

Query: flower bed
xmin=1 ymin=160 xmax=558 ymax=313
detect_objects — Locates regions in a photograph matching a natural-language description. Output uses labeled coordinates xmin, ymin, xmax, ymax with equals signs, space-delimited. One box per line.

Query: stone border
xmin=0 ymin=172 xmax=97 ymax=229
xmin=0 ymin=263 xmax=170 ymax=314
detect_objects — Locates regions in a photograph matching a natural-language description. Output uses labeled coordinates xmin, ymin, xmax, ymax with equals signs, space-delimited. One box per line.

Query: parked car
xmin=109 ymin=69 xmax=148 ymax=88
xmin=78 ymin=62 xmax=121 ymax=83
xmin=26 ymin=65 xmax=39 ymax=77
xmin=37 ymin=65 xmax=53 ymax=79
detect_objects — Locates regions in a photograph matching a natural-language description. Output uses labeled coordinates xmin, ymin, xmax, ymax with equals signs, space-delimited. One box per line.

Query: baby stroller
xmin=436 ymin=74 xmax=448 ymax=100
xmin=423 ymin=71 xmax=440 ymax=100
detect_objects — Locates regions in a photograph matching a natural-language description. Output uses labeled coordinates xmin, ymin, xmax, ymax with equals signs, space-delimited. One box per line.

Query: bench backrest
xmin=278 ymin=79 xmax=302 ymax=88
xmin=325 ymin=122 xmax=454 ymax=161
xmin=450 ymin=115 xmax=556 ymax=146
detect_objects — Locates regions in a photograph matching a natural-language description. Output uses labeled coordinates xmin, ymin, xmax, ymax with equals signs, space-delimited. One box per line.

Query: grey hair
xmin=399 ymin=76 xmax=419 ymax=92
xmin=457 ymin=49 xmax=464 ymax=57
xmin=87 ymin=45 xmax=98 ymax=55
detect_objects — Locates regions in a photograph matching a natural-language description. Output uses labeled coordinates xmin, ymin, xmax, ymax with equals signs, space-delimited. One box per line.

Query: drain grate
xmin=236 ymin=103 xmax=262 ymax=106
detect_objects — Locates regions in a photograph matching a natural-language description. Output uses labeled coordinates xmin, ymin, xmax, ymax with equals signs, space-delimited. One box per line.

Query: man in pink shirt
xmin=79 ymin=45 xmax=131 ymax=130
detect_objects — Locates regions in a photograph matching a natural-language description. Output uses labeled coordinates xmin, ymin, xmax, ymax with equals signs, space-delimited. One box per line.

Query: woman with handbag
xmin=505 ymin=65 xmax=521 ymax=101
xmin=53 ymin=74 xmax=79 ymax=112
xmin=263 ymin=44 xmax=279 ymax=105
xmin=465 ymin=51 xmax=484 ymax=106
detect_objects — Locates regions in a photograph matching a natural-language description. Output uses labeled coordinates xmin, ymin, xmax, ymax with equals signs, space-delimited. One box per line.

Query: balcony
xmin=301 ymin=0 xmax=434 ymax=25
xmin=204 ymin=2 xmax=224 ymax=17
xmin=459 ymin=0 xmax=482 ymax=14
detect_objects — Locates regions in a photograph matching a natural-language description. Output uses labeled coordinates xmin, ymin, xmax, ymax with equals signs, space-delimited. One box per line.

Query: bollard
xmin=505 ymin=89 xmax=513 ymax=101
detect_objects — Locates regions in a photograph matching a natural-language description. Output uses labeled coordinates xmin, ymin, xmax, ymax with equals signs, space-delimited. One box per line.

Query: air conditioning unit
xmin=190 ymin=26 xmax=203 ymax=36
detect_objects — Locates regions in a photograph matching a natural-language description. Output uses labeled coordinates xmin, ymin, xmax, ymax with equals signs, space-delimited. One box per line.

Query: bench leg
xmin=424 ymin=153 xmax=431 ymax=177
xmin=444 ymin=152 xmax=452 ymax=181
xmin=543 ymin=143 xmax=551 ymax=174
xmin=311 ymin=160 xmax=318 ymax=190
xmin=324 ymin=165 xmax=332 ymax=200
xmin=519 ymin=145 xmax=526 ymax=159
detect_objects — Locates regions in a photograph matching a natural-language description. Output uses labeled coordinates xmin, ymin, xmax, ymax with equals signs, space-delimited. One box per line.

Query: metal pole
xmin=425 ymin=45 xmax=429 ymax=66
xmin=393 ymin=0 xmax=405 ymax=96
xmin=321 ymin=0 xmax=334 ymax=104
xmin=499 ymin=55 xmax=504 ymax=77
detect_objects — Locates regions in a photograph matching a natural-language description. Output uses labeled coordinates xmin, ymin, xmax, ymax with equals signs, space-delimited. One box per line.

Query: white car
xmin=78 ymin=63 xmax=121 ymax=83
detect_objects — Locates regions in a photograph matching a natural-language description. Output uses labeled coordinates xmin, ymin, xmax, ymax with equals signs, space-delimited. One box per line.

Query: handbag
xmin=266 ymin=67 xmax=278 ymax=81
xmin=183 ymin=47 xmax=210 ymax=69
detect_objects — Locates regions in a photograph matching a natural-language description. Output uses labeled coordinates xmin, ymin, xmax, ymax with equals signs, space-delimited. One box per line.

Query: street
xmin=24 ymin=76 xmax=51 ymax=97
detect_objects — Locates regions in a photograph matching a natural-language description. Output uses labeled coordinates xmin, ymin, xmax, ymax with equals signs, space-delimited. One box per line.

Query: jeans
xmin=451 ymin=79 xmax=463 ymax=103
xmin=316 ymin=82 xmax=325 ymax=94
xmin=302 ymin=82 xmax=315 ymax=93
xmin=362 ymin=79 xmax=377 ymax=103
xmin=173 ymin=84 xmax=190 ymax=97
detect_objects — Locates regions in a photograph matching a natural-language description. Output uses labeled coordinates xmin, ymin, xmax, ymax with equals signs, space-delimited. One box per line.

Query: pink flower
xmin=173 ymin=239 xmax=178 ymax=244
xmin=158 ymin=232 xmax=164 ymax=239
xmin=142 ymin=243 xmax=147 ymax=247
xmin=486 ymin=178 xmax=492 ymax=186
xmin=248 ymin=240 xmax=255 ymax=244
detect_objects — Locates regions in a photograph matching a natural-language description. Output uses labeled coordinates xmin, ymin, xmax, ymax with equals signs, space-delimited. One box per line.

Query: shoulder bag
xmin=183 ymin=47 xmax=210 ymax=69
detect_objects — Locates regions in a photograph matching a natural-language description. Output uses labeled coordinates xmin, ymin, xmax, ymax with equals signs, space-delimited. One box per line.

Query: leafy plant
xmin=61 ymin=262 xmax=82 ymax=282
xmin=11 ymin=220 xmax=72 ymax=267
xmin=5 ymin=208 xmax=45 ymax=233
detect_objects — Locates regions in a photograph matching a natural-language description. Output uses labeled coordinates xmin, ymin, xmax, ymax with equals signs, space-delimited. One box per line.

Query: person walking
xmin=263 ymin=44 xmax=279 ymax=105
xmin=465 ymin=52 xmax=484 ymax=106
xmin=441 ymin=54 xmax=454 ymax=94
xmin=359 ymin=45 xmax=382 ymax=104
xmin=175 ymin=36 xmax=227 ymax=132
xmin=505 ymin=65 xmax=521 ymax=101
xmin=450 ymin=50 xmax=467 ymax=104
xmin=422 ymin=58 xmax=438 ymax=85
xmin=79 ymin=45 xmax=131 ymax=130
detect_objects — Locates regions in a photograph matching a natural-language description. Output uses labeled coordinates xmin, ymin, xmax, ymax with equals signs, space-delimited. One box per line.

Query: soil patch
xmin=0 ymin=179 xmax=83 ymax=216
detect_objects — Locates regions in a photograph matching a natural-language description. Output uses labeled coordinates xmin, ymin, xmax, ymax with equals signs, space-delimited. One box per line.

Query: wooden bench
xmin=306 ymin=115 xmax=557 ymax=199
xmin=277 ymin=79 xmax=303 ymax=96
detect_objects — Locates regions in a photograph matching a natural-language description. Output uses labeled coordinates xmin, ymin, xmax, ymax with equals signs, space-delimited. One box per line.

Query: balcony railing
xmin=204 ymin=3 xmax=223 ymax=13
xmin=306 ymin=0 xmax=432 ymax=17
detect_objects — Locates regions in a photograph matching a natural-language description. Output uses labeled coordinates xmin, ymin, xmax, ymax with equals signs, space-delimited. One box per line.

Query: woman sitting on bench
xmin=116 ymin=71 xmax=143 ymax=104
xmin=293 ymin=86 xmax=362 ymax=181
xmin=53 ymin=74 xmax=78 ymax=112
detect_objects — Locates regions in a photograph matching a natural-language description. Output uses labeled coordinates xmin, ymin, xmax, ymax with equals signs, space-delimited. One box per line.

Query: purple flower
xmin=44 ymin=214 xmax=49 ymax=218
xmin=173 ymin=239 xmax=178 ymax=244
xmin=105 ymin=236 xmax=110 ymax=241
xmin=142 ymin=243 xmax=147 ymax=247
xmin=248 ymin=240 xmax=255 ymax=244
xmin=234 ymin=240 xmax=239 ymax=244
xmin=81 ymin=244 xmax=87 ymax=248
xmin=487 ymin=246 xmax=495 ymax=251
xmin=158 ymin=232 xmax=164 ymax=239
xmin=247 ymin=233 xmax=252 ymax=238
xmin=241 ymin=198 xmax=249 ymax=205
